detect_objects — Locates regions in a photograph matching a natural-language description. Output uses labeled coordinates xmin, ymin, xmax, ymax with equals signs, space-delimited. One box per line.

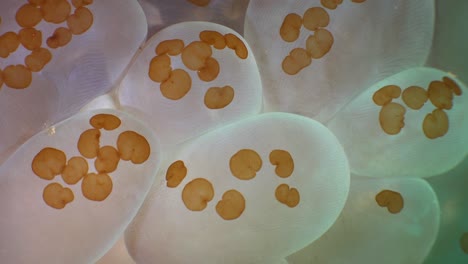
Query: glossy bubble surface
xmin=328 ymin=68 xmax=468 ymax=178
xmin=288 ymin=176 xmax=440 ymax=264
xmin=125 ymin=112 xmax=349 ymax=264
xmin=0 ymin=109 xmax=160 ymax=264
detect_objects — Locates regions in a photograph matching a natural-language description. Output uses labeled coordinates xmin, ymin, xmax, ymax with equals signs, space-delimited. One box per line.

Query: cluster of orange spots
xmin=375 ymin=189 xmax=404 ymax=214
xmin=147 ymin=30 xmax=248 ymax=109
xmin=0 ymin=0 xmax=94 ymax=90
xmin=279 ymin=0 xmax=367 ymax=75
xmin=165 ymin=148 xmax=297 ymax=221
xmin=187 ymin=0 xmax=211 ymax=7
xmin=279 ymin=7 xmax=332 ymax=75
xmin=31 ymin=113 xmax=151 ymax=209
xmin=165 ymin=159 xmax=246 ymax=220
xmin=229 ymin=149 xmax=299 ymax=208
xmin=372 ymin=76 xmax=463 ymax=139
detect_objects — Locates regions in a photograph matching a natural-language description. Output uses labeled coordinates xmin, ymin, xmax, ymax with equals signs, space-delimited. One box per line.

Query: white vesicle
xmin=0 ymin=0 xmax=147 ymax=164
xmin=118 ymin=21 xmax=262 ymax=148
xmin=0 ymin=109 xmax=161 ymax=264
xmin=125 ymin=112 xmax=350 ymax=264
xmin=327 ymin=67 xmax=468 ymax=178
xmin=244 ymin=0 xmax=434 ymax=123
xmin=287 ymin=176 xmax=440 ymax=264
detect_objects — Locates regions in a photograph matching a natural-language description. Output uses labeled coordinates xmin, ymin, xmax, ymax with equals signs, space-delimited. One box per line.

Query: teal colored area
xmin=425 ymin=1 xmax=468 ymax=262
xmin=425 ymin=156 xmax=468 ymax=264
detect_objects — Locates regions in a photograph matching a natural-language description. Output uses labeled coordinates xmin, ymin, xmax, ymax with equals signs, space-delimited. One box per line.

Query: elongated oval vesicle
xmin=328 ymin=67 xmax=468 ymax=178
xmin=0 ymin=109 xmax=161 ymax=264
xmin=119 ymin=22 xmax=262 ymax=147
xmin=244 ymin=0 xmax=434 ymax=123
xmin=0 ymin=0 xmax=147 ymax=165
xmin=125 ymin=112 xmax=349 ymax=264
xmin=287 ymin=177 xmax=440 ymax=264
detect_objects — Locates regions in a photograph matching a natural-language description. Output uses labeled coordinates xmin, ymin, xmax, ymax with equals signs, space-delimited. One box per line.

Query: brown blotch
xmin=303 ymin=7 xmax=330 ymax=31
xmin=25 ymin=48 xmax=52 ymax=72
xmin=282 ymin=48 xmax=311 ymax=75
xmin=306 ymin=28 xmax=334 ymax=59
xmin=275 ymin=184 xmax=300 ymax=208
xmin=379 ymin=102 xmax=406 ymax=135
xmin=204 ymin=85 xmax=235 ymax=109
xmin=352 ymin=0 xmax=367 ymax=3
xmin=187 ymin=0 xmax=211 ymax=7
xmin=19 ymin=28 xmax=42 ymax=51
xmin=401 ymin=86 xmax=427 ymax=110
xmin=155 ymin=39 xmax=185 ymax=56
xmin=67 ymin=7 xmax=94 ymax=35
xmin=77 ymin=128 xmax=101 ymax=159
xmin=443 ymin=76 xmax=462 ymax=96
xmin=181 ymin=41 xmax=212 ymax=71
xmin=90 ymin=114 xmax=121 ymax=131
xmin=216 ymin=189 xmax=245 ymax=220
xmin=94 ymin=146 xmax=120 ymax=173
xmin=225 ymin=33 xmax=248 ymax=59
xmin=16 ymin=3 xmax=43 ymax=28
xmin=375 ymin=189 xmax=404 ymax=214
xmin=269 ymin=149 xmax=294 ymax=178
xmin=428 ymin=80 xmax=453 ymax=110
xmin=72 ymin=0 xmax=93 ymax=8
xmin=47 ymin=27 xmax=72 ymax=49
xmin=372 ymin=85 xmax=402 ymax=106
xmin=81 ymin=173 xmax=113 ymax=201
xmin=166 ymin=160 xmax=187 ymax=188
xmin=320 ymin=0 xmax=343 ymax=10
xmin=117 ymin=131 xmax=151 ymax=164
xmin=32 ymin=147 xmax=67 ymax=180
xmin=62 ymin=156 xmax=88 ymax=185
xmin=3 ymin=65 xmax=32 ymax=89
xmin=0 ymin=32 xmax=20 ymax=58
xmin=43 ymin=182 xmax=74 ymax=209
xmin=182 ymin=178 xmax=214 ymax=211
xmin=422 ymin=109 xmax=449 ymax=139
xmin=200 ymin=30 xmax=226 ymax=49
xmin=229 ymin=149 xmax=262 ymax=180
xmin=160 ymin=69 xmax=192 ymax=100
xmin=279 ymin=13 xmax=302 ymax=43
xmin=149 ymin=55 xmax=172 ymax=83
xmin=41 ymin=0 xmax=72 ymax=24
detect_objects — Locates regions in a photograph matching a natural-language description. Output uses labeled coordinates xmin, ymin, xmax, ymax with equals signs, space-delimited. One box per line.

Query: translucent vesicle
xmin=327 ymin=67 xmax=468 ymax=178
xmin=244 ymin=0 xmax=434 ymax=123
xmin=0 ymin=0 xmax=147 ymax=164
xmin=287 ymin=176 xmax=440 ymax=264
xmin=118 ymin=21 xmax=262 ymax=148
xmin=125 ymin=112 xmax=349 ymax=264
xmin=425 ymin=158 xmax=468 ymax=264
xmin=0 ymin=109 xmax=161 ymax=264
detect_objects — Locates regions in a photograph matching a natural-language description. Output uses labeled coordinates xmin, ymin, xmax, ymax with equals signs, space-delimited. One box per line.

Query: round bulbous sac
xmin=327 ymin=67 xmax=468 ymax=178
xmin=0 ymin=0 xmax=147 ymax=165
xmin=287 ymin=176 xmax=440 ymax=264
xmin=244 ymin=0 xmax=434 ymax=123
xmin=0 ymin=109 xmax=161 ymax=264
xmin=125 ymin=112 xmax=350 ymax=264
xmin=118 ymin=21 xmax=262 ymax=147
